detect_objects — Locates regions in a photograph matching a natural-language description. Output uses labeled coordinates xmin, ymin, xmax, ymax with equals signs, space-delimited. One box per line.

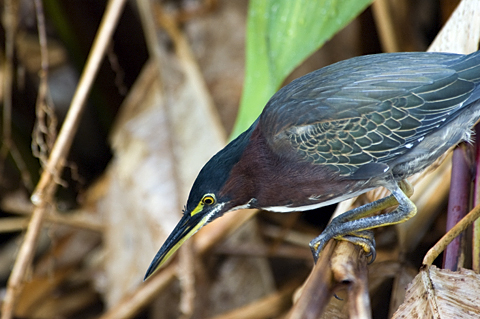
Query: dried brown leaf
xmin=392 ymin=266 xmax=480 ymax=319
xmin=99 ymin=1 xmax=274 ymax=313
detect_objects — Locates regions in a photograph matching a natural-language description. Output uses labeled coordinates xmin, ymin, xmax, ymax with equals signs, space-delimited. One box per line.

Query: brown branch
xmin=209 ymin=280 xmax=299 ymax=319
xmin=0 ymin=217 xmax=29 ymax=233
xmin=443 ymin=145 xmax=472 ymax=270
xmin=99 ymin=209 xmax=258 ymax=318
xmin=287 ymin=241 xmax=336 ymax=319
xmin=99 ymin=265 xmax=177 ymax=319
xmin=331 ymin=242 xmax=371 ymax=319
xmin=371 ymin=0 xmax=400 ymax=52
xmin=1 ymin=192 xmax=103 ymax=231
xmin=423 ymin=203 xmax=480 ymax=266
xmin=0 ymin=1 xmax=127 ymax=318
xmin=31 ymin=0 xmax=126 ymax=203
xmin=31 ymin=0 xmax=57 ymax=173
xmin=287 ymin=241 xmax=371 ymax=319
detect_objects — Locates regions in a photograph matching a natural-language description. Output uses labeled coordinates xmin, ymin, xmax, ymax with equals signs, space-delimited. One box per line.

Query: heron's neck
xmin=220 ymin=125 xmax=273 ymax=208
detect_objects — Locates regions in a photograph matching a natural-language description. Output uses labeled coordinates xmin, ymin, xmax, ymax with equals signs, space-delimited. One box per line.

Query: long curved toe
xmin=340 ymin=231 xmax=377 ymax=263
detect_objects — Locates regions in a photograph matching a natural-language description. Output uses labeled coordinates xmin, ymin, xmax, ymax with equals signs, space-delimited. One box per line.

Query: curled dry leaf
xmin=98 ymin=1 xmax=275 ymax=313
xmin=392 ymin=266 xmax=480 ymax=319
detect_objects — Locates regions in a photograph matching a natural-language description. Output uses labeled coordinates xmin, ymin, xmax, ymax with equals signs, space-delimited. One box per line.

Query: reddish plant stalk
xmin=473 ymin=124 xmax=480 ymax=272
xmin=443 ymin=144 xmax=472 ymax=271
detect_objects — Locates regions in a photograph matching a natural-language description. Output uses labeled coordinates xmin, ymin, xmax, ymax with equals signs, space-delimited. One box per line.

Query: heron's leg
xmin=332 ymin=179 xmax=413 ymax=224
xmin=309 ymin=179 xmax=416 ymax=262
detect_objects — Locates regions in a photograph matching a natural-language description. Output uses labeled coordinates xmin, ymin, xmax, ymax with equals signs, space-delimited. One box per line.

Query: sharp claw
xmin=368 ymin=250 xmax=376 ymax=264
xmin=309 ymin=236 xmax=326 ymax=264
xmin=364 ymin=246 xmax=377 ymax=264
xmin=309 ymin=228 xmax=377 ymax=265
xmin=359 ymin=232 xmax=376 ymax=263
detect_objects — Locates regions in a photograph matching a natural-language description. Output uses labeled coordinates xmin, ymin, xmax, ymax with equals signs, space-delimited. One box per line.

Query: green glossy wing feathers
xmin=260 ymin=52 xmax=480 ymax=176
xmin=284 ymin=105 xmax=424 ymax=176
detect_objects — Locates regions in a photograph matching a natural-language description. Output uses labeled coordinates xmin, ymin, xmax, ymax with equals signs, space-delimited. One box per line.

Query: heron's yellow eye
xmin=202 ymin=195 xmax=215 ymax=205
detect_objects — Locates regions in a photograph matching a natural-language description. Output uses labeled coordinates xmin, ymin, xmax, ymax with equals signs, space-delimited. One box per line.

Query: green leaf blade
xmin=231 ymin=0 xmax=373 ymax=139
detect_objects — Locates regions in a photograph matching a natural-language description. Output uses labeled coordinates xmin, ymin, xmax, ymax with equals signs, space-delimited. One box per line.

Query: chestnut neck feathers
xmin=221 ymin=124 xmax=359 ymax=211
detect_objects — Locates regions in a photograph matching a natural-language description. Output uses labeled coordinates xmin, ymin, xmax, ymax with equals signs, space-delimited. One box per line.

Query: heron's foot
xmin=309 ymin=227 xmax=376 ymax=264
xmin=340 ymin=231 xmax=376 ymax=264
xmin=309 ymin=233 xmax=328 ymax=263
xmin=308 ymin=179 xmax=415 ymax=264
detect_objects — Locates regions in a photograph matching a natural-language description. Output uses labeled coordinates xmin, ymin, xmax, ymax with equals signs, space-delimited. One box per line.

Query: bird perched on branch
xmin=145 ymin=51 xmax=480 ymax=280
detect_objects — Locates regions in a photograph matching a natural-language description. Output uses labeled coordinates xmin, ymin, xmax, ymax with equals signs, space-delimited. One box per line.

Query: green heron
xmin=144 ymin=51 xmax=480 ymax=280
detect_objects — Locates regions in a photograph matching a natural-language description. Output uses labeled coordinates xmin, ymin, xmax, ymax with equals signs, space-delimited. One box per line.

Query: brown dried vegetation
xmin=0 ymin=0 xmax=479 ymax=318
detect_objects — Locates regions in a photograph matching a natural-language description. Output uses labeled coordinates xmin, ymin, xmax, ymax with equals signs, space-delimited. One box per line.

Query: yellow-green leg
xmin=309 ymin=179 xmax=416 ymax=262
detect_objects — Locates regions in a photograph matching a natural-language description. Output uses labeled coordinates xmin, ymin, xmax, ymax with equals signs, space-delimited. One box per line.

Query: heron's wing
xmin=261 ymin=52 xmax=480 ymax=176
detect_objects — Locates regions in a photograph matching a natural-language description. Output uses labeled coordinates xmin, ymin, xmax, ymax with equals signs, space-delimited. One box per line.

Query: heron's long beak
xmin=144 ymin=212 xmax=210 ymax=281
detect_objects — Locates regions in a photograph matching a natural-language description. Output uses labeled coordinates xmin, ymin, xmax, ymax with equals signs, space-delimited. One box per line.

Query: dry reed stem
xmin=0 ymin=217 xmax=30 ymax=233
xmin=1 ymin=0 xmax=14 ymax=151
xmin=423 ymin=203 xmax=480 ymax=266
xmin=1 ymin=0 xmax=14 ymax=164
xmin=151 ymin=2 xmax=224 ymax=136
xmin=173 ymin=0 xmax=218 ymax=23
xmin=213 ymin=240 xmax=311 ymax=260
xmin=99 ymin=210 xmax=258 ymax=318
xmin=396 ymin=153 xmax=452 ymax=252
xmin=100 ymin=3 xmax=258 ymax=316
xmin=178 ymin=243 xmax=195 ymax=319
xmin=269 ymin=212 xmax=302 ymax=252
xmin=330 ymin=242 xmax=371 ymax=319
xmin=0 ymin=0 xmax=33 ymax=190
xmin=31 ymin=0 xmax=57 ymax=173
xmin=137 ymin=3 xmax=200 ymax=315
xmin=0 ymin=1 xmax=127 ymax=318
xmin=209 ymin=281 xmax=298 ymax=319
xmin=0 ymin=217 xmax=29 ymax=233
xmin=371 ymin=0 xmax=399 ymax=52
xmin=100 ymin=150 xmax=262 ymax=310
xmin=474 ymin=125 xmax=480 ymax=272
xmin=287 ymin=241 xmax=336 ymax=319
xmin=31 ymin=0 xmax=126 ymax=203
xmin=99 ymin=265 xmax=177 ymax=319
xmin=151 ymin=6 xmax=209 ymax=318
xmin=2 ymin=197 xmax=51 ymax=319
xmin=195 ymin=209 xmax=258 ymax=254
xmin=1 ymin=193 xmax=103 ymax=231
xmin=444 ymin=145 xmax=471 ymax=270
xmin=425 ymin=0 xmax=480 ymax=271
